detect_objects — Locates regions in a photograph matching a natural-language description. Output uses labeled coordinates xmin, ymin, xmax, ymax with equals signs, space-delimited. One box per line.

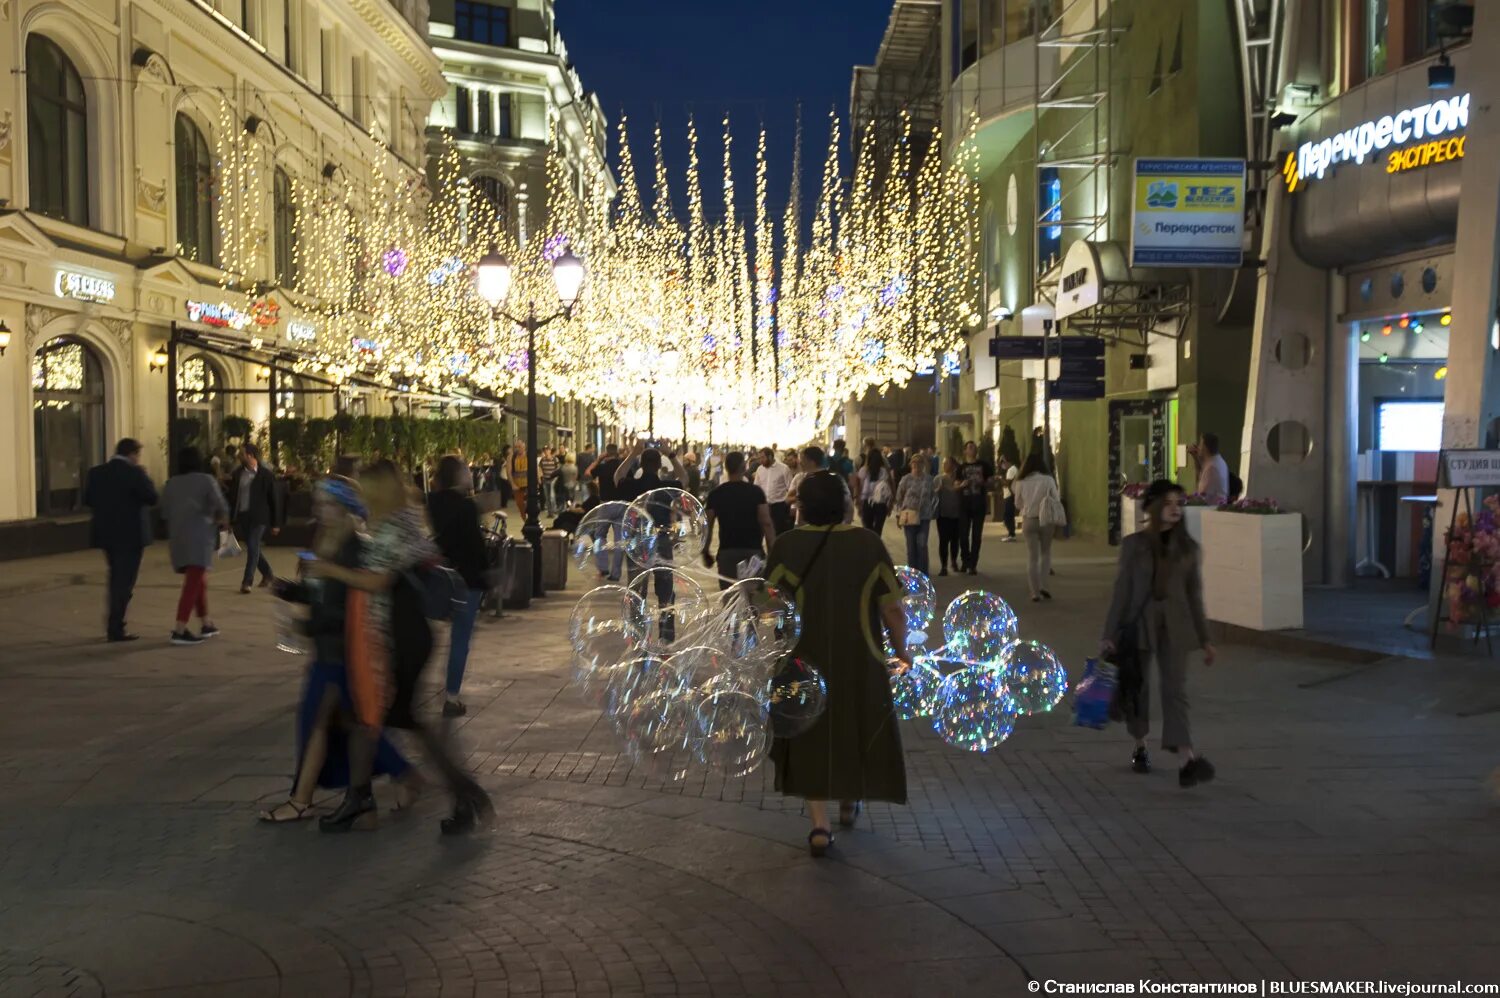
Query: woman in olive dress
xmin=765 ymin=471 xmax=913 ymax=857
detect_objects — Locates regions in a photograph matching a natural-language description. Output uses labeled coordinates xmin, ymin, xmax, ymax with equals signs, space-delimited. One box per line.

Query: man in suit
xmin=229 ymin=443 xmax=281 ymax=593
xmin=84 ymin=438 xmax=159 ymax=642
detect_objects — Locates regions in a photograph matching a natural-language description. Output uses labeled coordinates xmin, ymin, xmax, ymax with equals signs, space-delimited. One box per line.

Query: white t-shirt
xmin=754 ymin=462 xmax=794 ymax=504
xmin=1004 ymin=465 xmax=1020 ymax=495
xmin=1197 ymin=454 xmax=1230 ymax=502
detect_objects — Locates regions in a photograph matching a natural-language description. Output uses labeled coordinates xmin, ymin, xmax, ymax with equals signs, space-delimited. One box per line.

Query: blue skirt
xmin=296 ymin=660 xmax=410 ymax=790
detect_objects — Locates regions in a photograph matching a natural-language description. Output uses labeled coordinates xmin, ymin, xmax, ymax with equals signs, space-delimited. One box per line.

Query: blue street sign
xmin=1059 ymin=357 xmax=1106 ymax=380
xmin=1047 ymin=379 xmax=1106 ymax=401
xmin=989 ymin=337 xmax=1047 ymax=360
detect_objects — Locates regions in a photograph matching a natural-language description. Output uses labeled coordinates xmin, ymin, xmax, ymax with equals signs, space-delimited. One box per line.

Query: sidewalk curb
xmin=0 ymin=573 xmax=88 ymax=599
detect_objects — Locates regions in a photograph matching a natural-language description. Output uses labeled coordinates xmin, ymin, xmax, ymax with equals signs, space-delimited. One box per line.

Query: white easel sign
xmin=1439 ymin=450 xmax=1500 ymax=488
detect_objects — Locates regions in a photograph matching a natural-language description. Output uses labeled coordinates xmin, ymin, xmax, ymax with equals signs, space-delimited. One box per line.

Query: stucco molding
xmin=343 ymin=0 xmax=448 ymax=100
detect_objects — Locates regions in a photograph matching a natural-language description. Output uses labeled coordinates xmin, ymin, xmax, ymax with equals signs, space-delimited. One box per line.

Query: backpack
xmin=870 ymin=472 xmax=893 ymax=506
xmin=402 ymin=562 xmax=464 ymax=621
xmin=1228 ymin=471 xmax=1244 ymax=501
xmin=1038 ymin=482 xmax=1068 ymax=528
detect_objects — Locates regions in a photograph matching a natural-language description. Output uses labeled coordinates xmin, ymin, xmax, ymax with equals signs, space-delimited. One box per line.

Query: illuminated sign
xmin=286 ymin=320 xmax=316 ymax=343
xmin=54 ymin=271 xmax=116 ymax=303
xmin=1285 ymin=92 xmax=1469 ymax=191
xmin=1387 ymin=135 xmax=1465 ymax=174
xmin=185 ymin=300 xmax=252 ymax=330
xmin=249 ymin=299 xmax=280 ymax=328
xmin=1130 ymin=158 xmax=1245 ymax=268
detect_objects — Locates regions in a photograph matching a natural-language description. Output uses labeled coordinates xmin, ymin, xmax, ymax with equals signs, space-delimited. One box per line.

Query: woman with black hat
xmin=1100 ymin=479 xmax=1218 ymax=788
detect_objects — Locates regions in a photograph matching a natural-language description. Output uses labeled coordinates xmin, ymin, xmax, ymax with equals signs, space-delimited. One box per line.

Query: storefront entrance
xmin=32 ymin=336 xmax=106 ymax=517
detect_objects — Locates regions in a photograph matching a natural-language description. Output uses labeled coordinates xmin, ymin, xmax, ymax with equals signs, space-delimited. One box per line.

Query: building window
xmin=26 ymin=34 xmax=89 ymax=227
xmin=476 ymin=90 xmax=492 ymax=135
xmin=175 ymin=114 xmax=215 ymax=265
xmin=455 ymin=86 xmax=472 ymax=133
xmin=455 ymin=1 xmax=510 ymax=46
xmin=284 ymin=0 xmax=296 ymax=71
xmin=320 ymin=29 xmax=334 ymax=97
xmin=177 ymin=354 xmax=224 ymax=456
xmin=243 ymin=0 xmax=257 ymax=40
xmin=1037 ymin=166 xmax=1062 ymax=275
xmin=351 ymin=55 xmax=364 ymax=124
xmin=1424 ymin=0 xmax=1474 ymax=53
xmin=1366 ymin=0 xmax=1390 ymax=76
xmin=273 ymin=166 xmax=297 ymax=286
xmin=473 ymin=174 xmax=509 ymax=231
xmin=32 ymin=337 xmax=106 ymax=516
xmin=498 ymin=93 xmax=513 ymax=138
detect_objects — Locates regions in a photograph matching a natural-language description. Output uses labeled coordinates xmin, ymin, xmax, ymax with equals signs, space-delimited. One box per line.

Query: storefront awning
xmin=1052 ymin=240 xmax=1191 ymax=337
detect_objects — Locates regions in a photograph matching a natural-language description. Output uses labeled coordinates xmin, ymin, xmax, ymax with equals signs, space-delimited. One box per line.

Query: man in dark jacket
xmin=84 ymin=438 xmax=159 ymax=642
xmin=229 ymin=443 xmax=281 ymax=593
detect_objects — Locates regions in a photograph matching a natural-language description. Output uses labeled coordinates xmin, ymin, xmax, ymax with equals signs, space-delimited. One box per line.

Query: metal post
xmin=1041 ymin=318 xmax=1053 ymax=472
xmin=682 ymin=403 xmax=688 ymax=450
xmin=523 ymin=308 xmax=545 ymax=599
xmin=648 ymin=391 xmax=655 ymax=439
xmin=165 ymin=329 xmax=179 ymax=476
xmin=267 ymin=363 xmax=279 ymax=468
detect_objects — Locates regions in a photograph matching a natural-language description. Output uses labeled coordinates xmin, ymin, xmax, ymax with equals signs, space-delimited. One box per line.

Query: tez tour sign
xmin=1130 ymin=158 xmax=1246 ymax=268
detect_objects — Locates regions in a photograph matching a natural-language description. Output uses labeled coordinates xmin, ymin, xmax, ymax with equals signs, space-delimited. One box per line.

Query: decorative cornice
xmin=345 ymin=0 xmax=448 ymax=99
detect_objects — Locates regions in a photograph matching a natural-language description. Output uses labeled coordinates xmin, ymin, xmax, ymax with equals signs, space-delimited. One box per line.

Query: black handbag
xmin=1106 ymin=621 xmax=1144 ymax=723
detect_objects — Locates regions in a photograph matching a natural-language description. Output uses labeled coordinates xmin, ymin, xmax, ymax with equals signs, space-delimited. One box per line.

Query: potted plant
xmin=1200 ymin=495 xmax=1303 ymax=631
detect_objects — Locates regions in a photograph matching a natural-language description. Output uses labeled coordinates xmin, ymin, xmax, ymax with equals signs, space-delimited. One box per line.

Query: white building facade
xmin=0 ymin=0 xmax=447 ymax=555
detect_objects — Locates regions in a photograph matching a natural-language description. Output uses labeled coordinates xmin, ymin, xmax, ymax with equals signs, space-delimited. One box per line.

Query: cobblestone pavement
xmin=2 ymin=525 xmax=1499 ymax=996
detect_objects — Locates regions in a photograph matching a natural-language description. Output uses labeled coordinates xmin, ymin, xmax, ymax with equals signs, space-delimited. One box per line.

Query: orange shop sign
xmin=1387 ymin=135 xmax=1465 ymax=174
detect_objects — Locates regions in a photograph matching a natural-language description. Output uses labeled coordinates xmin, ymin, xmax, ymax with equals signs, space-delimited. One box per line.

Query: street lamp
xmin=474 ymin=244 xmax=586 ymax=599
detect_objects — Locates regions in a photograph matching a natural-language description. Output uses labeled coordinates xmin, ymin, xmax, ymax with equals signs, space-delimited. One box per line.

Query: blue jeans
xmin=240 ymin=523 xmax=272 ymax=587
xmin=903 ymin=520 xmax=931 ymax=576
xmin=595 ymin=505 xmax=625 ymax=580
xmin=446 ymin=587 xmax=483 ymax=697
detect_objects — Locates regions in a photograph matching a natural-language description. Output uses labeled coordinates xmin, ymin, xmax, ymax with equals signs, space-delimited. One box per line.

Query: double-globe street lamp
xmin=474 ymin=245 xmax=586 ymax=599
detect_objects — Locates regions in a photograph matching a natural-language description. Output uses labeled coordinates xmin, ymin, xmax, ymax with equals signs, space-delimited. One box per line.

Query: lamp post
xmin=474 ymin=245 xmax=585 ymax=599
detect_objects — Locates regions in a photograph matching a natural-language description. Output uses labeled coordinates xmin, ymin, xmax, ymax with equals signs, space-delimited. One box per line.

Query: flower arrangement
xmin=1443 ymin=495 xmax=1500 ymax=624
xmin=1184 ymin=493 xmax=1223 ymax=507
xmin=1223 ymin=496 xmax=1282 ymax=515
xmin=1121 ymin=482 xmax=1150 ymax=499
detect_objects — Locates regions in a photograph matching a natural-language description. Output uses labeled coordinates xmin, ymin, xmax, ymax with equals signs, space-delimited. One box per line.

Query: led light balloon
xmin=894 ymin=566 xmax=937 ymax=633
xmin=932 ymin=665 xmax=1019 ymax=752
xmin=766 ymin=655 xmax=828 ymax=738
xmin=1000 ymin=640 xmax=1069 ymax=715
xmin=889 ymin=656 xmax=943 ymax=720
xmin=941 ymin=590 xmax=1018 ymax=663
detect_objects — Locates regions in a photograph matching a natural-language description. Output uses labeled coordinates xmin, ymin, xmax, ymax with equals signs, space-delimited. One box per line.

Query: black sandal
xmin=808 ymin=827 xmax=834 ymax=858
xmin=838 ymin=802 xmax=862 ymax=828
xmin=258 ymin=800 xmax=313 ymax=823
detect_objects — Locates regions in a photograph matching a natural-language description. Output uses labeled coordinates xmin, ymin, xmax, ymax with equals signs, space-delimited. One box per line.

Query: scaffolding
xmin=1032 ymin=0 xmax=1119 ymax=305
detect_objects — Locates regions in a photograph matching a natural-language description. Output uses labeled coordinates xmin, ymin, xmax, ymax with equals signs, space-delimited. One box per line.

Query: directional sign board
xmin=990 ymin=337 xmax=1048 ymax=360
xmin=1048 ymin=379 xmax=1106 ymax=402
xmin=1058 ymin=356 xmax=1106 ymax=380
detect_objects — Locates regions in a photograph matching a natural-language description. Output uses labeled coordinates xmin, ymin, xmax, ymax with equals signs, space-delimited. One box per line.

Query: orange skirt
xmin=344 ymin=590 xmax=388 ymax=728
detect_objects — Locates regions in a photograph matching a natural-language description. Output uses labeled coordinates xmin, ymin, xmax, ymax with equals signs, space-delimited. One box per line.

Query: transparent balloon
xmin=884 ymin=624 xmax=933 ymax=660
xmin=664 ymin=644 xmax=734 ymax=700
xmin=932 ymin=665 xmax=1019 ymax=752
xmin=895 ymin=565 xmax=937 ymax=633
xmin=889 ymin=656 xmax=944 ymax=720
xmin=620 ymin=686 xmax=696 ymax=781
xmin=627 ymin=567 xmax=709 ymax=650
xmin=571 ymin=630 xmax=645 ymax=704
xmin=1000 ymin=640 xmax=1070 ymax=715
xmin=941 ymin=591 xmax=1019 ymax=663
xmin=722 ymin=580 xmax=802 ymax=661
xmin=693 ymin=687 xmax=769 ymax=777
xmin=625 ymin=488 xmax=706 ymax=566
xmin=567 ymin=585 xmax=648 ymax=652
xmin=766 ymin=655 xmax=828 ymax=738
xmin=573 ymin=502 xmax=653 ymax=572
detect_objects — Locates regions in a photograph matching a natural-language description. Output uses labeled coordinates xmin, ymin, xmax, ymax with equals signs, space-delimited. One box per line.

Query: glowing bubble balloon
xmin=693 ymin=687 xmax=769 ymax=777
xmin=1001 ymin=640 xmax=1070 ymax=715
xmin=628 ymin=567 xmax=709 ymax=648
xmin=568 ymin=585 xmax=648 ymax=651
xmin=889 ymin=657 xmax=944 ymax=720
xmin=573 ymin=502 xmax=652 ymax=572
xmin=895 ymin=566 xmax=937 ymax=633
xmin=932 ymin=665 xmax=1019 ymax=752
xmin=722 ymin=580 xmax=802 ymax=661
xmin=941 ymin=591 xmax=1019 ymax=663
xmin=766 ymin=655 xmax=828 ymax=738
xmin=625 ymin=488 xmax=705 ymax=565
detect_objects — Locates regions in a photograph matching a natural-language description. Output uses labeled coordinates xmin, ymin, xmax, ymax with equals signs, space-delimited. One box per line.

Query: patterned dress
xmin=766 ymin=525 xmax=908 ymax=804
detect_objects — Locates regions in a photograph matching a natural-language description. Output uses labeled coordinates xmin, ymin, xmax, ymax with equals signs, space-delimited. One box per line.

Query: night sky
xmin=557 ymin=0 xmax=890 ymax=222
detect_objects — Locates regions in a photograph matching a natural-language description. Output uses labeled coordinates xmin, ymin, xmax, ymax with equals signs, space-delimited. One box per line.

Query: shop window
xmin=26 ymin=34 xmax=90 ymax=227
xmin=1366 ymin=0 xmax=1390 ymax=77
xmin=273 ymin=167 xmax=297 ymax=287
xmin=32 ymin=337 xmax=106 ymax=516
xmin=455 ymin=1 xmax=510 ymax=47
xmin=177 ymin=355 xmax=225 ymax=456
xmin=174 ymin=114 xmax=216 ymax=266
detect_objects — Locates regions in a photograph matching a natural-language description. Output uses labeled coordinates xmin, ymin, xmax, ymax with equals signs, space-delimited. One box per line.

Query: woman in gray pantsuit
xmin=1101 ymin=479 xmax=1219 ymax=788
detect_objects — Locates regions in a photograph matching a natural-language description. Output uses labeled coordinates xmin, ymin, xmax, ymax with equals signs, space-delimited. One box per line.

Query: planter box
xmin=1183 ymin=505 xmax=1206 ymax=546
xmin=1200 ymin=510 xmax=1303 ymax=630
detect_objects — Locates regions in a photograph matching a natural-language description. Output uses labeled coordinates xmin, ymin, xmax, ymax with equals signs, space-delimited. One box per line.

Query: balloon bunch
xmin=887 ymin=567 xmax=1070 ymax=753
xmin=565 ymin=486 xmax=827 ymax=780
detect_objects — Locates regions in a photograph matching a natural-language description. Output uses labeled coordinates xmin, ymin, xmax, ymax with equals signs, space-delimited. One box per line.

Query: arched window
xmin=472 ymin=174 xmax=510 ymax=233
xmin=175 ymin=113 xmax=215 ymax=264
xmin=273 ymin=167 xmax=297 ymax=286
xmin=26 ymin=34 xmax=89 ymax=226
xmin=176 ymin=354 xmax=225 ymax=456
xmin=32 ymin=336 xmax=106 ymax=515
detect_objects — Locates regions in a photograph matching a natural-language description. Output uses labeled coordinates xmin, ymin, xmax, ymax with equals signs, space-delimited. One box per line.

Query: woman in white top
xmin=852 ymin=449 xmax=893 ymax=535
xmin=1013 ymin=450 xmax=1062 ymax=602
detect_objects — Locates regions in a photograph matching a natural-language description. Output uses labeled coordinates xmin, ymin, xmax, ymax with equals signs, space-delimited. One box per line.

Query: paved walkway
xmin=1 ymin=524 xmax=1499 ymax=996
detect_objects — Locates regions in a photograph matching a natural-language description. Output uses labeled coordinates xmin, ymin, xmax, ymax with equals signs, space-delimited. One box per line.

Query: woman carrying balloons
xmin=765 ymin=471 xmax=912 ymax=857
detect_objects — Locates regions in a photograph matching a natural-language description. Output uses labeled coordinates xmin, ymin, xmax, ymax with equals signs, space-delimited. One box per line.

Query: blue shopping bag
xmin=1072 ymin=658 xmax=1117 ymax=729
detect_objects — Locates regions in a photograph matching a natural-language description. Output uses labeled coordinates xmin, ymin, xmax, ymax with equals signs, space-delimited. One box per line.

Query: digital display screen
xmin=1377 ymin=400 xmax=1444 ymax=452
